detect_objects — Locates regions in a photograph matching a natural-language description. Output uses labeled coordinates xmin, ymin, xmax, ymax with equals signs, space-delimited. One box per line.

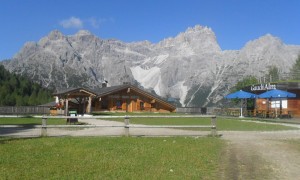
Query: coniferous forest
xmin=0 ymin=65 xmax=53 ymax=106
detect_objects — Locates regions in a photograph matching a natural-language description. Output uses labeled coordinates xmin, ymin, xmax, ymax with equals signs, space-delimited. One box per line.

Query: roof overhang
xmin=53 ymin=88 xmax=97 ymax=98
xmin=98 ymin=85 xmax=176 ymax=110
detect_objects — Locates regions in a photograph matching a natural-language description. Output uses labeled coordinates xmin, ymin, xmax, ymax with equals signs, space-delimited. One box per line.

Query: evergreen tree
xmin=231 ymin=76 xmax=258 ymax=93
xmin=290 ymin=55 xmax=300 ymax=80
xmin=267 ymin=66 xmax=280 ymax=82
xmin=0 ymin=65 xmax=54 ymax=106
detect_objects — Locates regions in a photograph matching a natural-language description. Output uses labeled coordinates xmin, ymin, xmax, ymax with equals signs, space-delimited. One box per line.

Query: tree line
xmin=232 ymin=54 xmax=300 ymax=92
xmin=0 ymin=65 xmax=53 ymax=106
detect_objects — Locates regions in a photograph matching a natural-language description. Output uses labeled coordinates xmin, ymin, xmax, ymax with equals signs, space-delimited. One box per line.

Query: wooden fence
xmin=0 ymin=115 xmax=217 ymax=137
xmin=0 ymin=106 xmax=50 ymax=115
xmin=176 ymin=107 xmax=216 ymax=114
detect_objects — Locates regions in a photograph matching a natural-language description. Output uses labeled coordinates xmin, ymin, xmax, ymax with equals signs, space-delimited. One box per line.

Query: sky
xmin=1 ymin=0 xmax=300 ymax=60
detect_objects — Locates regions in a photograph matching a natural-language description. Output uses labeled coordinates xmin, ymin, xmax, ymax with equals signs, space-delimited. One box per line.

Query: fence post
xmin=124 ymin=115 xmax=130 ymax=137
xmin=41 ymin=116 xmax=47 ymax=137
xmin=211 ymin=116 xmax=217 ymax=137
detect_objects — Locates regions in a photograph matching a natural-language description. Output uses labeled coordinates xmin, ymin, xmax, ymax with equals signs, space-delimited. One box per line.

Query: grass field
xmin=0 ymin=137 xmax=225 ymax=179
xmin=101 ymin=117 xmax=298 ymax=131
xmin=0 ymin=117 xmax=66 ymax=125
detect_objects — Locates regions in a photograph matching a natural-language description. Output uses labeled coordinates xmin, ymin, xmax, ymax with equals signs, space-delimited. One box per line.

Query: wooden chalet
xmin=53 ymin=84 xmax=176 ymax=115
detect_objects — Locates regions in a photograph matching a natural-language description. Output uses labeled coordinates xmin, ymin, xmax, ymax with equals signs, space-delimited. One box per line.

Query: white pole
xmin=239 ymin=99 xmax=244 ymax=118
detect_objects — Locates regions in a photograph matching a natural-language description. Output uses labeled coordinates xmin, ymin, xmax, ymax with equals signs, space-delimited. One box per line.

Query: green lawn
xmin=0 ymin=137 xmax=224 ymax=180
xmin=0 ymin=117 xmax=66 ymax=125
xmin=101 ymin=117 xmax=299 ymax=131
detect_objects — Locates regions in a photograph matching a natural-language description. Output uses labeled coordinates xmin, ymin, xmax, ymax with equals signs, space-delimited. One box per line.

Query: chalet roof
xmin=95 ymin=84 xmax=175 ymax=109
xmin=53 ymin=84 xmax=176 ymax=109
xmin=96 ymin=84 xmax=129 ymax=96
xmin=53 ymin=87 xmax=97 ymax=96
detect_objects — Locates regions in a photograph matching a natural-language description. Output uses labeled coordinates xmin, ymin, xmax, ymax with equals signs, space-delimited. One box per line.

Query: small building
xmin=244 ymin=82 xmax=300 ymax=118
xmin=53 ymin=84 xmax=176 ymax=115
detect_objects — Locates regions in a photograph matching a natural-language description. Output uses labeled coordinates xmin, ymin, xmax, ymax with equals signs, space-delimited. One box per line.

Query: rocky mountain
xmin=2 ymin=25 xmax=300 ymax=107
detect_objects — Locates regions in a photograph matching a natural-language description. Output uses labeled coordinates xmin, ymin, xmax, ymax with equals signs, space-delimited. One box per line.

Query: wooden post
xmin=41 ymin=116 xmax=47 ymax=137
xmin=124 ymin=115 xmax=130 ymax=137
xmin=65 ymin=99 xmax=69 ymax=116
xmin=211 ymin=116 xmax=217 ymax=137
xmin=87 ymin=96 xmax=92 ymax=114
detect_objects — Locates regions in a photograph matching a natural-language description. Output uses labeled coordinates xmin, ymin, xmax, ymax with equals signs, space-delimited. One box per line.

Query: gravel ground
xmin=220 ymin=130 xmax=300 ymax=179
xmin=66 ymin=118 xmax=210 ymax=136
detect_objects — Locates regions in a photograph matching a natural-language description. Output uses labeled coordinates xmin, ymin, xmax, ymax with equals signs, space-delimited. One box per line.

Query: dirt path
xmin=220 ymin=130 xmax=300 ymax=180
xmin=70 ymin=118 xmax=210 ymax=136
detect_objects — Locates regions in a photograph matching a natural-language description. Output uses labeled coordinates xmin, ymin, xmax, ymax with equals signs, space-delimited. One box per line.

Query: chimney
xmin=102 ymin=80 xmax=108 ymax=88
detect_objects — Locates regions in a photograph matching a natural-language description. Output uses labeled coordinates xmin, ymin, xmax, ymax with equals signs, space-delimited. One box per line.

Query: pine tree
xmin=0 ymin=65 xmax=54 ymax=106
xmin=290 ymin=55 xmax=300 ymax=80
xmin=267 ymin=66 xmax=280 ymax=82
xmin=232 ymin=76 xmax=258 ymax=92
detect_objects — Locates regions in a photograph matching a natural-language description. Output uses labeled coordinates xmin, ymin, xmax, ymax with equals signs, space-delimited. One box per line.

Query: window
xmin=271 ymin=99 xmax=287 ymax=108
xmin=116 ymin=100 xmax=122 ymax=109
xmin=140 ymin=102 xmax=144 ymax=110
xmin=101 ymin=100 xmax=108 ymax=109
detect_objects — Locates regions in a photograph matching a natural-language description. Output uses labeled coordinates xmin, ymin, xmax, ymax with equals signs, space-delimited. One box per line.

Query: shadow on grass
xmin=92 ymin=112 xmax=115 ymax=116
xmin=0 ymin=136 xmax=38 ymax=144
xmin=0 ymin=122 xmax=40 ymax=136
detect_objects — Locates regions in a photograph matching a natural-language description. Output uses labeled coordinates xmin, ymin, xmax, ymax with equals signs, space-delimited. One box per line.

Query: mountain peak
xmin=243 ymin=34 xmax=283 ymax=49
xmin=186 ymin=25 xmax=212 ymax=34
xmin=47 ymin=30 xmax=64 ymax=40
xmin=258 ymin=34 xmax=281 ymax=42
xmin=75 ymin=30 xmax=93 ymax=36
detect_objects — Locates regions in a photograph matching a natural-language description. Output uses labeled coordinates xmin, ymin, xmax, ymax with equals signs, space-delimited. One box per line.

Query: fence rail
xmin=0 ymin=115 xmax=217 ymax=137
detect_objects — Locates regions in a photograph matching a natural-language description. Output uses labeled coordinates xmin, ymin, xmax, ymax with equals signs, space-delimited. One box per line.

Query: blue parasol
xmin=225 ymin=90 xmax=257 ymax=99
xmin=225 ymin=90 xmax=256 ymax=118
xmin=258 ymin=89 xmax=296 ymax=98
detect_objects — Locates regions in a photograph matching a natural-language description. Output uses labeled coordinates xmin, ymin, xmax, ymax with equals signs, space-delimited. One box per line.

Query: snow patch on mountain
xmin=130 ymin=66 xmax=161 ymax=94
xmin=153 ymin=76 xmax=162 ymax=96
xmin=174 ymin=81 xmax=188 ymax=106
xmin=115 ymin=47 xmax=146 ymax=57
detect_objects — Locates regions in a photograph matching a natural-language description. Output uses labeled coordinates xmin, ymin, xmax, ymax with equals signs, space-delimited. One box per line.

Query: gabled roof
xmin=53 ymin=84 xmax=176 ymax=110
xmin=96 ymin=84 xmax=176 ymax=109
xmin=96 ymin=84 xmax=129 ymax=96
xmin=53 ymin=87 xmax=97 ymax=97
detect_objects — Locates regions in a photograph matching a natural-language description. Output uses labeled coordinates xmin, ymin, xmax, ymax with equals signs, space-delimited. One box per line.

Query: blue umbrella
xmin=225 ymin=90 xmax=257 ymax=99
xmin=258 ymin=89 xmax=296 ymax=98
xmin=225 ymin=90 xmax=256 ymax=118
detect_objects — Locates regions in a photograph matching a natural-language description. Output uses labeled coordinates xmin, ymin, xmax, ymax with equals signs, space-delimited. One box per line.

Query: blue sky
xmin=1 ymin=0 xmax=299 ymax=60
